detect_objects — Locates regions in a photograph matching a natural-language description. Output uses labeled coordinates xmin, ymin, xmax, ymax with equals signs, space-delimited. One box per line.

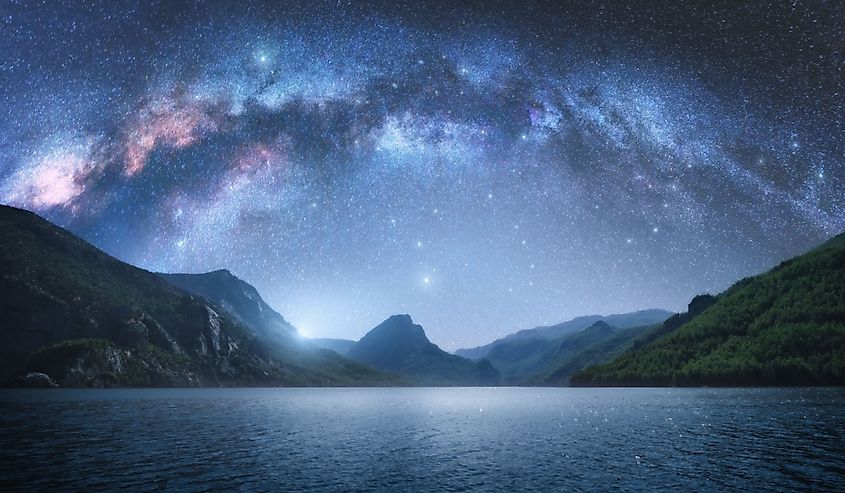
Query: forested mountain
xmin=572 ymin=233 xmax=845 ymax=386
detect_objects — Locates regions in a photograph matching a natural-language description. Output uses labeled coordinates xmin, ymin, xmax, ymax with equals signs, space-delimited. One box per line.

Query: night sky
xmin=1 ymin=1 xmax=842 ymax=349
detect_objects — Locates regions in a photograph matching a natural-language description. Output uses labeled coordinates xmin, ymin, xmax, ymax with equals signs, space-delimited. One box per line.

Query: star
xmin=0 ymin=1 xmax=839 ymax=349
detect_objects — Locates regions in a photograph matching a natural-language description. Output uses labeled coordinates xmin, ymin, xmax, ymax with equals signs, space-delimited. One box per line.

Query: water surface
xmin=1 ymin=387 xmax=843 ymax=491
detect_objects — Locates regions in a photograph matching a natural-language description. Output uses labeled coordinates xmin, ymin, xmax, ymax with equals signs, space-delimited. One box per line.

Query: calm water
xmin=1 ymin=387 xmax=843 ymax=492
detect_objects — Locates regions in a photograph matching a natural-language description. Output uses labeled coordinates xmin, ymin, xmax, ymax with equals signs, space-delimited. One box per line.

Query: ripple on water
xmin=0 ymin=387 xmax=844 ymax=492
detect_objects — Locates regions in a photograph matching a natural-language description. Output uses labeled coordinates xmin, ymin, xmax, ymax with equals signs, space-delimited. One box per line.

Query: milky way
xmin=1 ymin=1 xmax=842 ymax=349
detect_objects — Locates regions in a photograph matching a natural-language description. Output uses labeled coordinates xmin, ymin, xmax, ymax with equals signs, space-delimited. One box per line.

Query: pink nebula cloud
xmin=123 ymin=96 xmax=220 ymax=176
xmin=232 ymin=141 xmax=288 ymax=174
xmin=7 ymin=151 xmax=96 ymax=211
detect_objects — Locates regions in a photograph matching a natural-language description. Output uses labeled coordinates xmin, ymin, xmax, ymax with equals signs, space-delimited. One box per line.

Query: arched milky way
xmin=1 ymin=1 xmax=842 ymax=348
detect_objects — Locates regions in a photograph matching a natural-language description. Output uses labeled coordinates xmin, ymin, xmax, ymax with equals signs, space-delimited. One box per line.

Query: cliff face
xmin=160 ymin=270 xmax=298 ymax=344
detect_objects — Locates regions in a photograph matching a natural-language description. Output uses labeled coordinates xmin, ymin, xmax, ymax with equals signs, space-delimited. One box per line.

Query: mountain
xmin=161 ymin=272 xmax=367 ymax=360
xmin=308 ymin=338 xmax=356 ymax=355
xmin=572 ymin=233 xmax=845 ymax=386
xmin=347 ymin=315 xmax=500 ymax=385
xmin=0 ymin=205 xmax=395 ymax=387
xmin=473 ymin=320 xmax=655 ymax=384
xmin=160 ymin=270 xmax=297 ymax=344
xmin=455 ymin=309 xmax=672 ymax=361
xmin=540 ymin=322 xmax=657 ymax=385
xmin=454 ymin=309 xmax=672 ymax=383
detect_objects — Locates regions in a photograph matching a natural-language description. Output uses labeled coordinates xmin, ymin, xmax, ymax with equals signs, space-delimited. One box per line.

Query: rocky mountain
xmin=0 ymin=205 xmax=395 ymax=387
xmin=572 ymin=233 xmax=845 ymax=386
xmin=347 ymin=315 xmax=500 ymax=385
xmin=160 ymin=270 xmax=297 ymax=344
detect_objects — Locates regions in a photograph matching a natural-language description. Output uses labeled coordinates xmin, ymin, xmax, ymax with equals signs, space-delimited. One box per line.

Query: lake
xmin=1 ymin=387 xmax=843 ymax=491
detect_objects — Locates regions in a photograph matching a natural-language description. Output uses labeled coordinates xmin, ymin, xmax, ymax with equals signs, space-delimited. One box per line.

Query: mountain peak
xmin=687 ymin=294 xmax=716 ymax=316
xmin=347 ymin=315 xmax=430 ymax=372
xmin=347 ymin=315 xmax=500 ymax=385
xmin=387 ymin=313 xmax=413 ymax=324
xmin=379 ymin=314 xmax=419 ymax=331
xmin=583 ymin=320 xmax=615 ymax=332
xmin=360 ymin=314 xmax=429 ymax=346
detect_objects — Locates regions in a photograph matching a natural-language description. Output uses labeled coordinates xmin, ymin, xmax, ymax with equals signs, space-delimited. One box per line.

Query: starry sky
xmin=1 ymin=1 xmax=842 ymax=350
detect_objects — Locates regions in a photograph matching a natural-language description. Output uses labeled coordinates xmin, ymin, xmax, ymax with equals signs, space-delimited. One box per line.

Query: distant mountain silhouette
xmin=539 ymin=321 xmax=654 ymax=385
xmin=0 ymin=205 xmax=395 ymax=387
xmin=455 ymin=309 xmax=672 ymax=383
xmin=348 ymin=315 xmax=500 ymax=385
xmin=456 ymin=309 xmax=672 ymax=361
xmin=308 ymin=338 xmax=356 ymax=355
xmin=573 ymin=232 xmax=845 ymax=386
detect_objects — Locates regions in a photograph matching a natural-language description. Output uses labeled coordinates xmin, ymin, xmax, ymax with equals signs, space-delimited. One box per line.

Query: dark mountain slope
xmin=308 ymin=338 xmax=356 ymax=355
xmin=572 ymin=233 xmax=845 ymax=386
xmin=455 ymin=309 xmax=672 ymax=361
xmin=478 ymin=320 xmax=652 ymax=384
xmin=348 ymin=315 xmax=500 ymax=385
xmin=455 ymin=310 xmax=672 ymax=383
xmin=0 ymin=205 xmax=393 ymax=387
xmin=541 ymin=323 xmax=655 ymax=385
xmin=495 ymin=321 xmax=620 ymax=383
xmin=161 ymin=270 xmax=297 ymax=344
xmin=455 ymin=316 xmax=601 ymax=361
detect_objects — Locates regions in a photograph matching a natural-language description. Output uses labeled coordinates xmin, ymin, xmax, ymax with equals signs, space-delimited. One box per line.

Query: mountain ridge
xmin=455 ymin=309 xmax=673 ymax=361
xmin=454 ymin=309 xmax=672 ymax=383
xmin=160 ymin=270 xmax=297 ymax=344
xmin=0 ymin=204 xmax=395 ymax=387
